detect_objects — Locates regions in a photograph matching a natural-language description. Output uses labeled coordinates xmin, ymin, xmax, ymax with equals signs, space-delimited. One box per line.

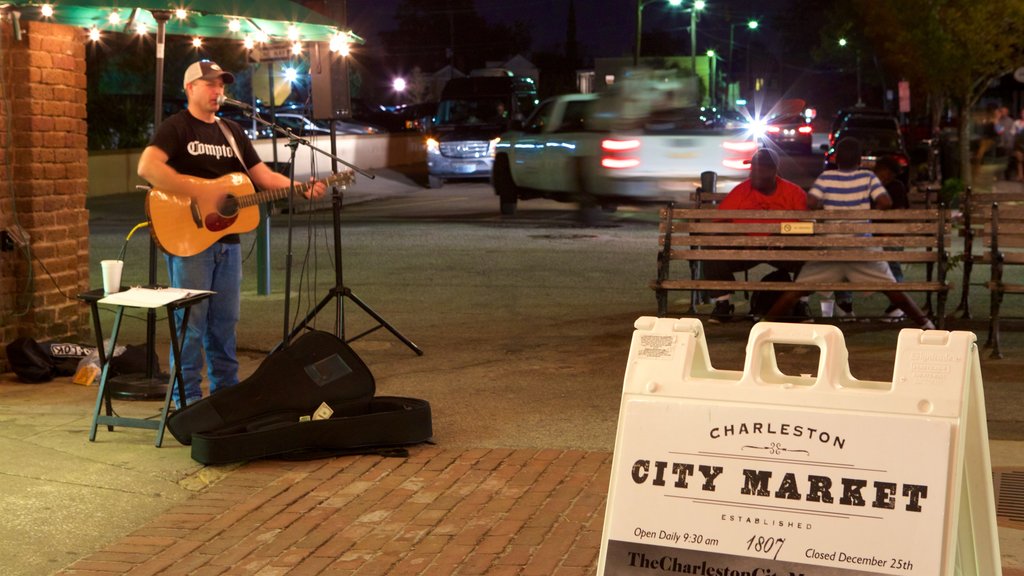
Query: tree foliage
xmin=848 ymin=0 xmax=1024 ymax=184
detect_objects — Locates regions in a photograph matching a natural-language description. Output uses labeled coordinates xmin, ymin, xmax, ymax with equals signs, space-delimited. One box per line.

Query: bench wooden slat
xmin=666 ymin=208 xmax=941 ymax=220
xmin=669 ymin=249 xmax=942 ymax=262
xmin=652 ymin=280 xmax=948 ymax=292
xmin=671 ymin=222 xmax=946 ymax=235
xmin=668 ymin=236 xmax=940 ymax=248
xmin=987 ymin=282 xmax=1024 ymax=293
xmin=984 ymin=237 xmax=1024 ymax=249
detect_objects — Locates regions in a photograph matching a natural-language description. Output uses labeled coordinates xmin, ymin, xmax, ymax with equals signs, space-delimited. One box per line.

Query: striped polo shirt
xmin=808 ymin=168 xmax=887 ymax=210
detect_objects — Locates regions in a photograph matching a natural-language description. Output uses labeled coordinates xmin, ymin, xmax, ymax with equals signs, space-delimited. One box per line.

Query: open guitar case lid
xmin=166 ymin=330 xmax=432 ymax=465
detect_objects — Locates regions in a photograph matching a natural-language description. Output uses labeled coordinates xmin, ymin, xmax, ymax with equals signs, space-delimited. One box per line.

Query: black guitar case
xmin=166 ymin=330 xmax=432 ymax=465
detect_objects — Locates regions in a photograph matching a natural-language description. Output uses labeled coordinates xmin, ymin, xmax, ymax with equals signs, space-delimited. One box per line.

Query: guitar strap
xmin=214 ymin=117 xmax=256 ymax=184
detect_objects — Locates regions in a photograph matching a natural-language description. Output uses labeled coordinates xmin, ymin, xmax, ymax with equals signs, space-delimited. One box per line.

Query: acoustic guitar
xmin=146 ymin=171 xmax=353 ymax=257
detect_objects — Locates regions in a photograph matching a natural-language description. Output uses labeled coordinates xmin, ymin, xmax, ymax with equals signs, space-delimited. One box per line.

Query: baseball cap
xmin=183 ymin=60 xmax=235 ymax=89
xmin=745 ymin=148 xmax=779 ymax=168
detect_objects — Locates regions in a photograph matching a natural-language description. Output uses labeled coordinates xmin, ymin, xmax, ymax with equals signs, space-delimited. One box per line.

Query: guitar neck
xmin=237 ymin=181 xmax=316 ymax=209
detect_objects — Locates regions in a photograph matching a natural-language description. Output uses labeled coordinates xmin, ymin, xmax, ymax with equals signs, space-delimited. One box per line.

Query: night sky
xmin=346 ymin=0 xmax=784 ymax=59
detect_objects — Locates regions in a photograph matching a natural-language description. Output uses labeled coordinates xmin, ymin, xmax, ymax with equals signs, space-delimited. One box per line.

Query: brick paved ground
xmin=57 ymin=447 xmax=613 ymax=576
xmin=39 ymin=445 xmax=1024 ymax=576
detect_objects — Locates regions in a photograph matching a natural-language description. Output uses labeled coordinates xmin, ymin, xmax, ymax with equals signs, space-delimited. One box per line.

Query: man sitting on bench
xmin=705 ymin=148 xmax=812 ymax=322
xmin=763 ymin=138 xmax=935 ymax=329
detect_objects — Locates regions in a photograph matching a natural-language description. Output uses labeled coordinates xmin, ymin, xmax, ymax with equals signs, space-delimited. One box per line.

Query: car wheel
xmin=428 ymin=175 xmax=444 ymax=189
xmin=492 ymin=155 xmax=519 ymax=215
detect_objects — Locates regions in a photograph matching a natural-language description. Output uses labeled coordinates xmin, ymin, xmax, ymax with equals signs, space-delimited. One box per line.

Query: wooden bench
xmin=651 ymin=206 xmax=952 ymax=326
xmin=969 ymin=203 xmax=1024 ymax=358
xmin=956 ymin=186 xmax=1024 ymax=319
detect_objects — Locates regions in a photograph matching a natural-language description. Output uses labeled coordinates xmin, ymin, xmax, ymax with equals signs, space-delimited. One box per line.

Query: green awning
xmin=10 ymin=1 xmax=362 ymax=43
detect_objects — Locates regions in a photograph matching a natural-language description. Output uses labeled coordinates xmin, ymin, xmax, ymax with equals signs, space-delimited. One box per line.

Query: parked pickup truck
xmin=491 ymin=74 xmax=756 ymax=217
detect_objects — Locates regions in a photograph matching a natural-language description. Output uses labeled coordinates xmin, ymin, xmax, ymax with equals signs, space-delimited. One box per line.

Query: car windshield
xmin=435 ymin=98 xmax=508 ymax=126
xmin=769 ymin=114 xmax=808 ymax=126
xmin=643 ymin=107 xmax=720 ymax=133
xmin=841 ymin=130 xmax=904 ymax=152
xmin=841 ymin=116 xmax=898 ymax=130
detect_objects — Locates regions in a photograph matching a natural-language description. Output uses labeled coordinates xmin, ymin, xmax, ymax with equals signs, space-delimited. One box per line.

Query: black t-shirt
xmin=148 ymin=110 xmax=263 ymax=243
xmin=885 ymin=179 xmax=909 ymax=210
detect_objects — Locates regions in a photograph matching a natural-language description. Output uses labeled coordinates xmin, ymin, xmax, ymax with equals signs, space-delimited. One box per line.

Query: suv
xmin=824 ymin=121 xmax=910 ymax=189
xmin=828 ymin=107 xmax=899 ymax=146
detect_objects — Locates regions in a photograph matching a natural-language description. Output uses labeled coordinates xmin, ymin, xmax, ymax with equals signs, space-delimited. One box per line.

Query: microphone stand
xmin=236 ymin=108 xmax=422 ymax=356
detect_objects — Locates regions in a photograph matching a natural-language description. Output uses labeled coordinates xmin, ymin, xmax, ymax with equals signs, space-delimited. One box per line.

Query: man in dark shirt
xmin=137 ymin=60 xmax=325 ymax=406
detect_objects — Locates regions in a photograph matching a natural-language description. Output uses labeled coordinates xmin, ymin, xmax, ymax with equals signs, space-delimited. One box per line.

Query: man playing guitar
xmin=137 ymin=60 xmax=326 ymax=407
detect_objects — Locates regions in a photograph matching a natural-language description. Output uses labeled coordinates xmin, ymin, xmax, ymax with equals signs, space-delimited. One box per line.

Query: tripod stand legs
xmin=273 ymin=285 xmax=423 ymax=356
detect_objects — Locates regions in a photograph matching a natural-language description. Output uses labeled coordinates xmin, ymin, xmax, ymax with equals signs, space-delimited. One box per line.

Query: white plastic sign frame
xmin=597 ymin=318 xmax=1000 ymax=576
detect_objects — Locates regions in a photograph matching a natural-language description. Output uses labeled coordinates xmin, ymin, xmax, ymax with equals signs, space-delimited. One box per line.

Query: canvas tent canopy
xmin=5 ymin=0 xmax=359 ymax=43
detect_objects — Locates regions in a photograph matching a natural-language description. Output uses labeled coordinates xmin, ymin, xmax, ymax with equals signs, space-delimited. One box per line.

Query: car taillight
xmin=722 ymin=140 xmax=757 ymax=152
xmin=897 ymin=156 xmax=909 ymax=167
xmin=798 ymin=126 xmax=813 ymax=134
xmin=722 ymin=158 xmax=750 ymax=170
xmin=601 ymin=138 xmax=641 ymax=170
xmin=601 ymin=157 xmax=641 ymax=169
xmin=601 ymin=138 xmax=641 ymax=151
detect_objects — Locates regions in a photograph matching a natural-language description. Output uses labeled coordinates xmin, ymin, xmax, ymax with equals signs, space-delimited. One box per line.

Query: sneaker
xmin=791 ymin=301 xmax=815 ymax=323
xmin=835 ymin=301 xmax=857 ymax=323
xmin=709 ymin=300 xmax=734 ymax=323
xmin=919 ymin=320 xmax=936 ymax=330
xmin=882 ymin=304 xmax=907 ymax=323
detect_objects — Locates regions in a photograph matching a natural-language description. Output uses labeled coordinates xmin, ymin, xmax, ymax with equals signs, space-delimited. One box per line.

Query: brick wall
xmin=0 ymin=19 xmax=90 ymax=372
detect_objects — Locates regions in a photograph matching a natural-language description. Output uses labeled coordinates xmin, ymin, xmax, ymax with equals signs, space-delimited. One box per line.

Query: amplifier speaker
xmin=310 ymin=43 xmax=352 ymax=120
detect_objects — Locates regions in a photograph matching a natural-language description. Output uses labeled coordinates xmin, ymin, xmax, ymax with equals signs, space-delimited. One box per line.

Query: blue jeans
xmin=165 ymin=242 xmax=242 ymax=407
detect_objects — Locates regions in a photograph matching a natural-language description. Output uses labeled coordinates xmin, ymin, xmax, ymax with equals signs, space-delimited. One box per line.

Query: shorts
xmin=796 ymin=261 xmax=896 ymax=284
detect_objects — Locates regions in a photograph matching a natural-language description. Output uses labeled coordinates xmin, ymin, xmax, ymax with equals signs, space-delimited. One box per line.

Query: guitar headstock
xmin=326 ymin=171 xmax=356 ymax=189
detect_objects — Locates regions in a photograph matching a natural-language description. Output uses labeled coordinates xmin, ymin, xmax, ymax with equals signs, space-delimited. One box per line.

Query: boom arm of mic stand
xmin=243 ymin=111 xmax=375 ymax=180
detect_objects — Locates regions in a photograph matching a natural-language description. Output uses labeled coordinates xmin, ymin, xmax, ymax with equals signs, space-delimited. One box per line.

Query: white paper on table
xmin=98 ymin=287 xmax=214 ymax=308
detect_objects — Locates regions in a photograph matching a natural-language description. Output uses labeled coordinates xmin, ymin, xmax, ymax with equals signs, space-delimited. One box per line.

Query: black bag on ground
xmin=748 ymin=269 xmax=793 ymax=317
xmin=166 ymin=330 xmax=432 ymax=465
xmin=6 ymin=337 xmax=55 ymax=383
xmin=108 ymin=344 xmax=155 ymax=377
xmin=43 ymin=342 xmax=95 ymax=377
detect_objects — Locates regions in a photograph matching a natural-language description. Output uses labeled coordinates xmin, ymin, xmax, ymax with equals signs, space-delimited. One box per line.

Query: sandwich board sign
xmin=598 ymin=318 xmax=1000 ymax=575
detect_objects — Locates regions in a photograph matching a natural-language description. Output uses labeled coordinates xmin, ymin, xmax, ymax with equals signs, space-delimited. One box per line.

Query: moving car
xmin=762 ymin=112 xmax=814 ymax=154
xmin=492 ymin=79 xmax=755 ymax=219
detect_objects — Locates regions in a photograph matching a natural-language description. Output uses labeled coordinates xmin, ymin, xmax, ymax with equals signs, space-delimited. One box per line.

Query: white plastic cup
xmin=820 ymin=299 xmax=835 ymax=318
xmin=101 ymin=260 xmax=124 ymax=295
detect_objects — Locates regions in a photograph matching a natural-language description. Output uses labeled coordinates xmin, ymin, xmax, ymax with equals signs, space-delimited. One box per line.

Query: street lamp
xmin=728 ymin=19 xmax=758 ymax=81
xmin=706 ymin=49 xmax=717 ymax=106
xmin=634 ymin=0 xmax=683 ymax=66
xmin=838 ymin=37 xmax=863 ymax=106
xmin=690 ymin=0 xmax=705 ymax=74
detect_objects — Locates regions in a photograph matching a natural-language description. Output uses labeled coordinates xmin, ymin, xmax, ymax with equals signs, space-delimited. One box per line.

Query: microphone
xmin=217 ymin=95 xmax=253 ymax=111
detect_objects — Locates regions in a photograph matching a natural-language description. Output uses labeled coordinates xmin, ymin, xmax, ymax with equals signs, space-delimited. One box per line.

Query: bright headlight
xmin=747 ymin=118 xmax=768 ymax=140
xmin=425 ymin=137 xmax=440 ymax=154
xmin=489 ymin=137 xmax=501 ymax=156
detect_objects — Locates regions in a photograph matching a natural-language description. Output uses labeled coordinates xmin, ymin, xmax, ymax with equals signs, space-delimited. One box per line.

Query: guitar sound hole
xmin=218 ymin=195 xmax=239 ymax=218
